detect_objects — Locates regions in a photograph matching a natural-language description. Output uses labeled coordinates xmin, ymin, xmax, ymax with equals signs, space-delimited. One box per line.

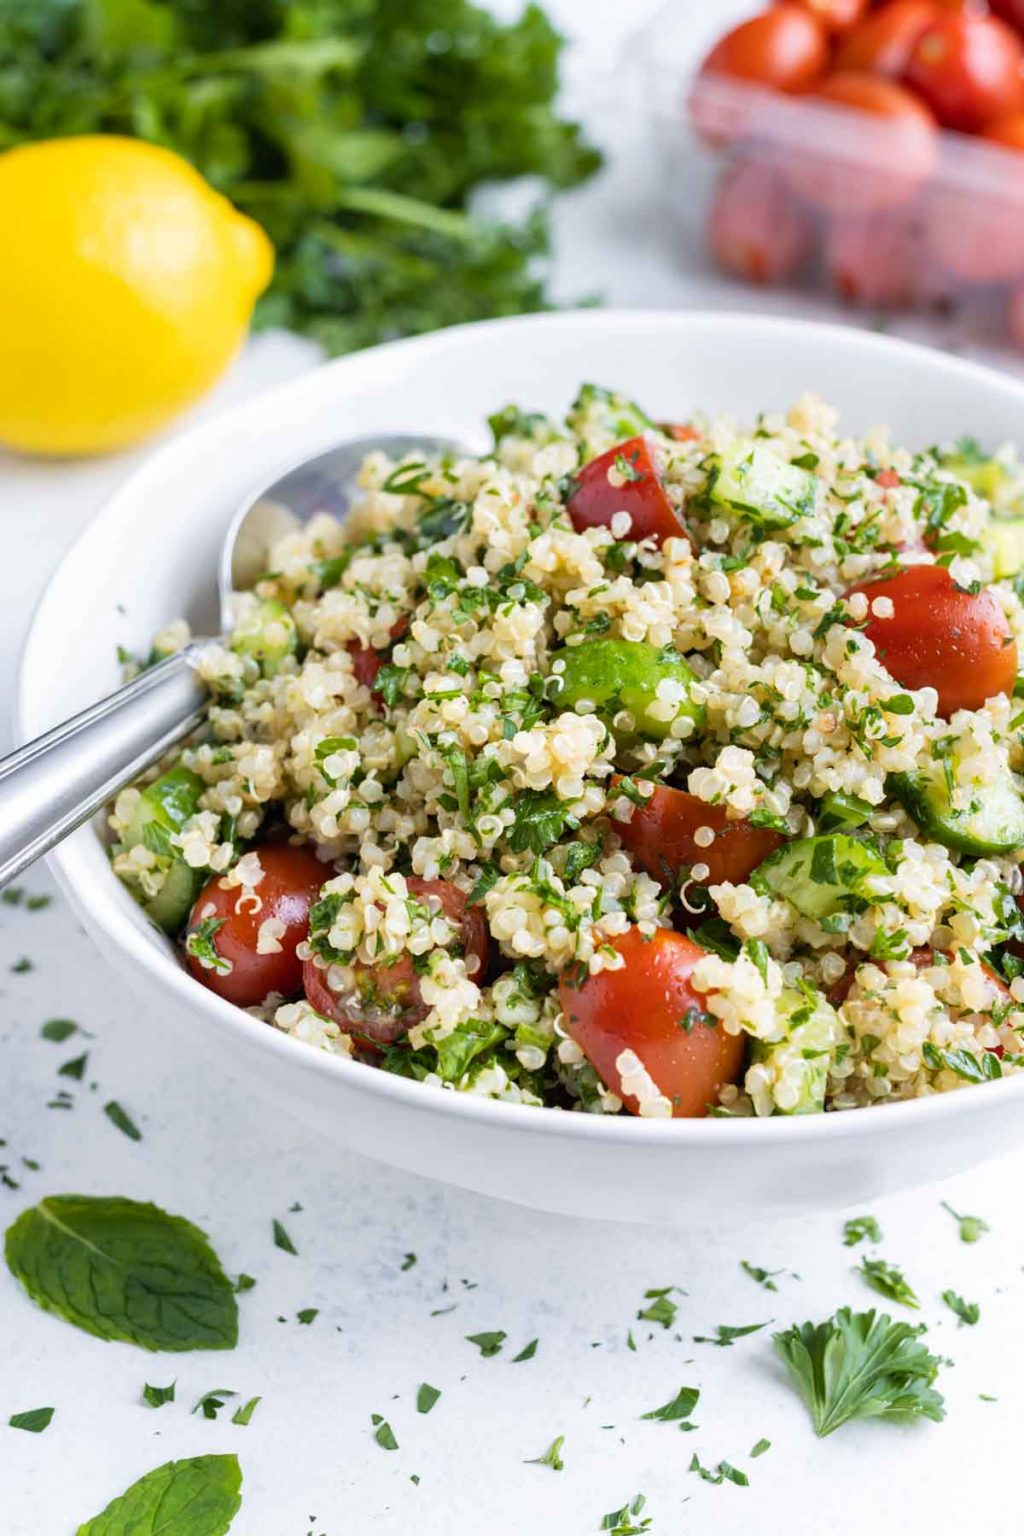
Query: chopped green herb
xmin=526 ymin=1433 xmax=565 ymax=1470
xmin=371 ymin=1414 xmax=398 ymax=1451
xmin=466 ymin=1330 xmax=506 ymax=1357
xmin=231 ymin=1396 xmax=261 ymax=1426
xmin=640 ymin=1384 xmax=699 ymax=1425
xmin=296 ymin=1308 xmax=318 ymax=1325
xmin=773 ymin=1307 xmax=945 ymax=1436
xmin=693 ymin=1321 xmax=769 ymax=1347
xmin=416 ymin=1383 xmax=441 ymax=1415
xmin=740 ymin=1261 xmax=780 ymax=1291
xmin=843 ymin=1215 xmax=882 ymax=1247
xmin=9 ymin=1406 xmax=54 ymax=1433
xmin=513 ymin=1337 xmax=539 ymax=1362
xmin=193 ymin=1388 xmax=236 ymax=1420
xmin=637 ymin=1286 xmax=682 ymax=1329
xmin=40 ymin=1019 xmax=79 ymax=1043
xmin=941 ymin=1290 xmax=979 ymax=1327
xmin=940 ymin=1201 xmax=989 ymax=1243
xmin=58 ymin=1053 xmax=89 ymax=1081
xmin=142 ymin=1382 xmax=176 ymax=1408
xmin=11 ymin=957 xmax=33 ymax=973
xmin=689 ymin=1453 xmax=748 ymax=1487
xmin=400 ymin=1252 xmax=418 ymax=1271
xmin=272 ymin=1219 xmax=297 ymax=1255
xmin=234 ymin=1273 xmax=257 ymax=1293
xmin=103 ymin=1101 xmax=141 ymax=1141
xmin=75 ymin=1454 xmax=241 ymax=1534
xmin=858 ymin=1257 xmax=919 ymax=1309
xmin=750 ymin=1438 xmax=771 ymax=1458
xmin=600 ymin=1494 xmax=652 ymax=1534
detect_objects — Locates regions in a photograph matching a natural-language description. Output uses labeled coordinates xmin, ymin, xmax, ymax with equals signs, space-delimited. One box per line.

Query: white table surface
xmin=5 ymin=3 xmax=1024 ymax=1532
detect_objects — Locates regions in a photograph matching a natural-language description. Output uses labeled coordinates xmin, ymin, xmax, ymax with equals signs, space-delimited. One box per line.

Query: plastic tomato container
xmin=632 ymin=4 xmax=1024 ymax=349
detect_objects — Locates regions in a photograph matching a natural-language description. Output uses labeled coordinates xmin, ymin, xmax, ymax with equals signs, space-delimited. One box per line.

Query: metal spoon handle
xmin=0 ymin=649 xmax=207 ymax=889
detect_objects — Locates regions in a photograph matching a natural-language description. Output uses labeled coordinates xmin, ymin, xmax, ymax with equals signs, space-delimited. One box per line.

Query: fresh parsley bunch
xmin=0 ymin=0 xmax=600 ymax=351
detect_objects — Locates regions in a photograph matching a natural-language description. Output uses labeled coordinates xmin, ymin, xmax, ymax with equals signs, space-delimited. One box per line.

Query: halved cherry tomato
xmin=699 ymin=6 xmax=830 ymax=91
xmin=567 ymin=436 xmax=687 ymax=548
xmin=780 ymin=0 xmax=869 ymax=34
xmin=904 ymin=12 xmax=1024 ymax=133
xmin=615 ymin=782 xmax=784 ymax=891
xmin=558 ymin=927 xmax=744 ymax=1118
xmin=846 ymin=564 xmax=1017 ymax=717
xmin=184 ymin=842 xmax=329 ymax=1007
xmin=302 ymin=878 xmax=488 ymax=1046
xmin=707 ymin=160 xmax=813 ymax=285
xmin=793 ymin=73 xmax=937 ymax=213
xmin=346 ymin=617 xmax=409 ymax=700
xmin=835 ymin=2 xmax=939 ymax=77
xmin=825 ymin=210 xmax=923 ymax=306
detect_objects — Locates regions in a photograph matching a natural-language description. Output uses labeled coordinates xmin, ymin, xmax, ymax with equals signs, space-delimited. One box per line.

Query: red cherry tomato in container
xmin=991 ymin=0 xmax=1024 ymax=36
xmin=699 ymin=6 xmax=830 ymax=91
xmin=983 ymin=111 xmax=1024 ymax=150
xmin=615 ymin=783 xmax=784 ymax=891
xmin=835 ymin=2 xmax=938 ymax=77
xmin=924 ymin=180 xmax=1024 ymax=284
xmin=781 ymin=0 xmax=869 ymax=34
xmin=184 ymin=842 xmax=329 ymax=1007
xmin=825 ymin=210 xmax=924 ymax=306
xmin=846 ymin=564 xmax=1017 ymax=717
xmin=302 ymin=878 xmax=488 ymax=1047
xmin=792 ymin=73 xmax=937 ymax=213
xmin=904 ymin=13 xmax=1024 ymax=133
xmin=558 ymin=927 xmax=744 ymax=1118
xmin=707 ymin=159 xmax=813 ymax=285
xmin=566 ymin=436 xmax=687 ymax=548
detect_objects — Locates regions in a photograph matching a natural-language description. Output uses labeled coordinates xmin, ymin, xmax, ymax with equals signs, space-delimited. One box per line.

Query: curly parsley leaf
xmin=4 ymin=1195 xmax=237 ymax=1352
xmin=507 ymin=790 xmax=581 ymax=856
xmin=76 ymin=1454 xmax=242 ymax=1535
xmin=773 ymin=1307 xmax=945 ymax=1436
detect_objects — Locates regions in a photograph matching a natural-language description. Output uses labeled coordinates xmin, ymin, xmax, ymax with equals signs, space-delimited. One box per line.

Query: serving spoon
xmin=0 ymin=432 xmax=465 ymax=889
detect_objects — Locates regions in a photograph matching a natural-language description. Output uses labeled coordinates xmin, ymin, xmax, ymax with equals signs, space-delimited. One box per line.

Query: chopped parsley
xmin=58 ymin=1053 xmax=88 ymax=1081
xmin=296 ymin=1308 xmax=318 ymax=1325
xmin=416 ymin=1383 xmax=441 ymax=1415
xmin=184 ymin=916 xmax=230 ymax=976
xmin=689 ymin=1453 xmax=748 ymax=1487
xmin=940 ymin=1201 xmax=989 ymax=1243
xmin=192 ymin=1388 xmax=236 ymax=1420
xmin=400 ymin=1252 xmax=418 ymax=1271
xmin=272 ymin=1219 xmax=297 ymax=1255
xmin=512 ymin=1338 xmax=539 ymax=1362
xmin=9 ymin=1406 xmax=54 ymax=1433
xmin=773 ymin=1307 xmax=945 ymax=1436
xmin=40 ymin=1019 xmax=79 ymax=1043
xmin=526 ymin=1434 xmax=565 ymax=1470
xmin=857 ymin=1257 xmax=919 ymax=1310
xmin=232 ymin=1396 xmax=261 ymax=1426
xmin=740 ymin=1261 xmax=780 ymax=1291
xmin=843 ymin=1215 xmax=882 ymax=1247
xmin=507 ymin=789 xmax=581 ymax=856
xmin=637 ymin=1286 xmax=683 ymax=1330
xmin=640 ymin=1384 xmax=699 ymax=1426
xmin=142 ymin=1382 xmax=176 ymax=1408
xmin=693 ymin=1321 xmax=769 ymax=1347
xmin=941 ymin=1290 xmax=979 ymax=1327
xmin=104 ymin=1101 xmax=141 ymax=1141
xmin=465 ymin=1330 xmax=506 ymax=1357
xmin=600 ymin=1494 xmax=652 ymax=1534
xmin=750 ymin=1438 xmax=771 ymax=1458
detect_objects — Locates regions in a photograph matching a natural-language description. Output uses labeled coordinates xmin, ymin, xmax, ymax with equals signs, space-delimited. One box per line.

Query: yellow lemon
xmin=0 ymin=135 xmax=274 ymax=456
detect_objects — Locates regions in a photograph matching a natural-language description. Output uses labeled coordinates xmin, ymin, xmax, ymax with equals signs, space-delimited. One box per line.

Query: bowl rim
xmin=19 ymin=306 xmax=1024 ymax=1148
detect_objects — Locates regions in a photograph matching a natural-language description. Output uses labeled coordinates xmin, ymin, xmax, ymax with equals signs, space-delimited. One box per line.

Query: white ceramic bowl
xmin=19 ymin=311 xmax=1024 ymax=1226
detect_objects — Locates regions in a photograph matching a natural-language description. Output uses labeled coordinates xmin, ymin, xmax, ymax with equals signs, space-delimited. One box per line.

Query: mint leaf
xmin=4 ymin=1195 xmax=238 ymax=1351
xmin=641 ymin=1384 xmax=699 ymax=1424
xmin=76 ymin=1454 xmax=242 ymax=1535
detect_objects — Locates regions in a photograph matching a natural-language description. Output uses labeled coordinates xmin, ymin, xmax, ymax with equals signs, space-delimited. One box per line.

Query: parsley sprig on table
xmin=773 ymin=1308 xmax=946 ymax=1437
xmin=0 ymin=0 xmax=600 ymax=351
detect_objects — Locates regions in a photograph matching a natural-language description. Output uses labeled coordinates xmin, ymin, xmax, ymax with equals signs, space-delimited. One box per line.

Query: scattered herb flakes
xmin=26 ymin=894 xmax=51 ymax=912
xmin=0 ymin=885 xmax=22 ymax=905
xmin=11 ymin=957 xmax=33 ymax=973
xmin=626 ymin=1329 xmax=637 ymax=1353
xmin=400 ymin=1252 xmax=417 ymax=1271
xmin=193 ymin=1388 xmax=237 ymax=1420
xmin=941 ymin=1201 xmax=989 ymax=1244
xmin=4 ymin=1193 xmax=238 ymax=1350
xmin=740 ymin=1260 xmax=780 ymax=1291
xmin=466 ymin=1330 xmax=506 ymax=1357
xmin=142 ymin=1382 xmax=176 ymax=1408
xmin=5 ymin=888 xmax=52 ymax=912
xmin=941 ymin=1290 xmax=979 ymax=1327
xmin=41 ymin=1019 xmax=79 ymax=1043
xmin=773 ymin=1307 xmax=945 ymax=1436
xmin=693 ymin=1321 xmax=769 ymax=1347
xmin=58 ymin=1053 xmax=89 ymax=1081
xmin=750 ymin=1438 xmax=771 ymax=1458
xmin=637 ymin=1286 xmax=683 ymax=1329
xmin=980 ymin=1393 xmax=998 ymax=1402
xmin=46 ymin=1090 xmax=74 ymax=1111
xmin=9 ymin=1406 xmax=54 ymax=1433
xmin=232 ymin=1396 xmax=261 ymax=1426
xmin=76 ymin=1453 xmax=241 ymax=1535
xmin=234 ymin=1273 xmax=257 ymax=1294
xmin=371 ymin=1414 xmax=398 ymax=1451
xmin=689 ymin=1453 xmax=748 ymax=1487
xmin=843 ymin=1215 xmax=882 ymax=1247
xmin=416 ymin=1383 xmax=441 ymax=1415
xmin=272 ymin=1219 xmax=297 ymax=1256
xmin=600 ymin=1494 xmax=652 ymax=1534
xmin=526 ymin=1434 xmax=565 ymax=1471
xmin=512 ymin=1337 xmax=539 ymax=1363
xmin=104 ymin=1102 xmax=141 ymax=1141
xmin=858 ymin=1257 xmax=919 ymax=1309
xmin=641 ymin=1384 xmax=699 ymax=1426
xmin=296 ymin=1308 xmax=318 ymax=1325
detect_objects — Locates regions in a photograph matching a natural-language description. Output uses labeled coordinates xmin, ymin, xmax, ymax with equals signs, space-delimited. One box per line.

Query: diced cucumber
xmin=566 ymin=383 xmax=653 ymax=453
xmin=751 ymin=986 xmax=839 ymax=1115
xmin=980 ymin=517 xmax=1024 ymax=579
xmin=890 ymin=760 xmax=1024 ymax=856
xmin=816 ymin=791 xmax=874 ymax=835
xmin=552 ymin=638 xmax=704 ymax=743
xmin=143 ymin=858 xmax=204 ymax=934
xmin=231 ymin=597 xmax=297 ymax=675
xmin=709 ymin=440 xmax=817 ymax=531
xmin=941 ymin=452 xmax=1013 ymax=507
xmin=751 ymin=834 xmax=888 ymax=921
xmin=117 ymin=764 xmax=206 ymax=935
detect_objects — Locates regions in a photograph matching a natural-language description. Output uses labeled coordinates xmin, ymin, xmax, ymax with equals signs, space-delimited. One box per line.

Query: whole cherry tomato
xmin=699 ymin=6 xmax=830 ymax=91
xmin=846 ymin=563 xmax=1017 ymax=717
xmin=566 ymin=436 xmax=687 ymax=547
xmin=558 ymin=926 xmax=745 ymax=1118
xmin=825 ymin=210 xmax=924 ymax=305
xmin=835 ymin=2 xmax=939 ymax=76
xmin=184 ymin=842 xmax=329 ymax=1007
xmin=707 ymin=159 xmax=814 ymax=286
xmin=781 ymin=0 xmax=869 ymax=33
xmin=615 ymin=782 xmax=784 ymax=891
xmin=302 ymin=878 xmax=488 ymax=1046
xmin=904 ymin=12 xmax=1024 ymax=132
xmin=983 ymin=109 xmax=1024 ymax=147
xmin=792 ymin=73 xmax=937 ymax=212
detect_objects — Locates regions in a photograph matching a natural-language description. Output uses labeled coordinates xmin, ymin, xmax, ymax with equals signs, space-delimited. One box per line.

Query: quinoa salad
xmin=108 ymin=385 xmax=1024 ymax=1120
